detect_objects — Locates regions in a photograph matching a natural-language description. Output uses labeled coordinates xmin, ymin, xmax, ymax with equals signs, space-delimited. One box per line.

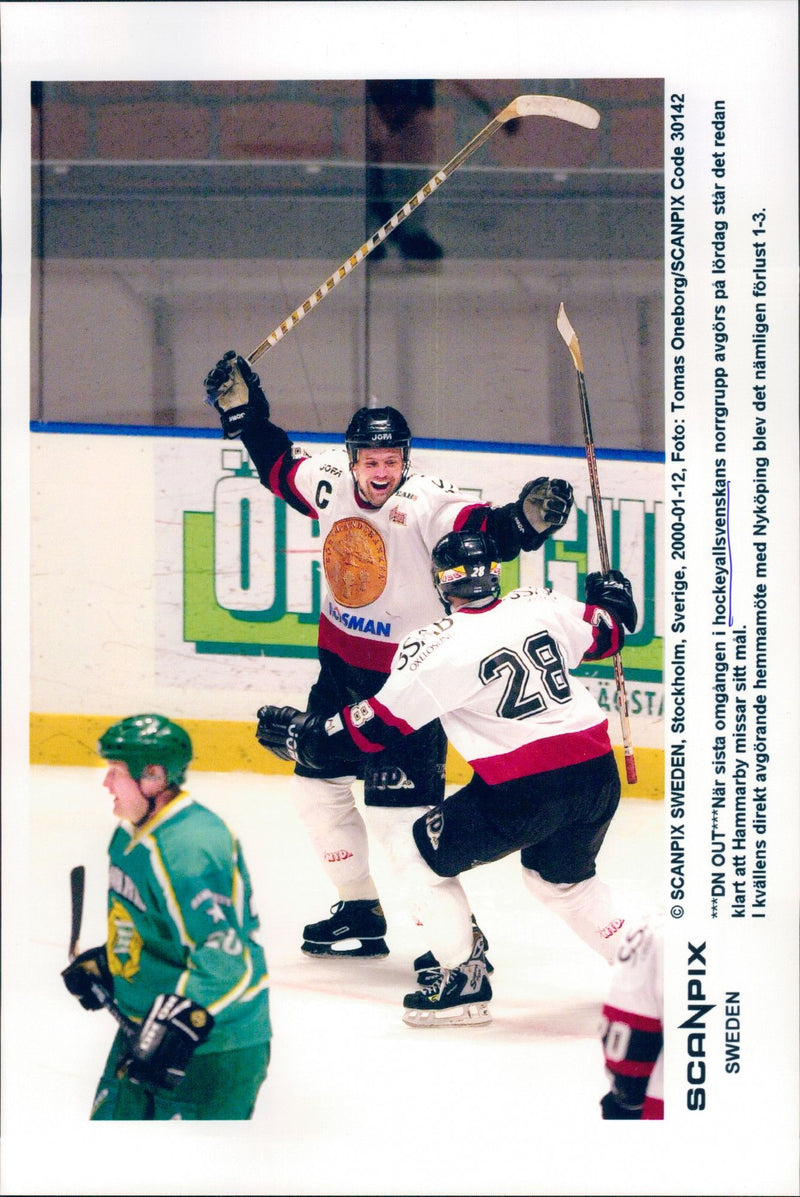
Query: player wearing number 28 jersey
xmin=258 ymin=533 xmax=639 ymax=1025
xmin=344 ymin=583 xmax=617 ymax=783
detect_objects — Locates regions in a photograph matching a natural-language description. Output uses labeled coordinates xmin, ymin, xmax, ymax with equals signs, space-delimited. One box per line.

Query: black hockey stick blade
xmin=69 ymin=865 xmax=85 ymax=960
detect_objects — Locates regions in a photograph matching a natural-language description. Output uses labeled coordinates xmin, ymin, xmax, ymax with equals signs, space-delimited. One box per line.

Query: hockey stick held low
xmin=89 ymin=982 xmax=139 ymax=1042
xmin=69 ymin=865 xmax=85 ymax=961
xmin=556 ymin=303 xmax=638 ymax=785
xmin=248 ymin=96 xmax=600 ymax=365
xmin=68 ymin=865 xmax=138 ymax=1041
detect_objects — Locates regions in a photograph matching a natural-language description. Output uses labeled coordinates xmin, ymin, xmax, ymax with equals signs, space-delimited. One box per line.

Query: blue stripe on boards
xmin=30 ymin=422 xmax=664 ymax=463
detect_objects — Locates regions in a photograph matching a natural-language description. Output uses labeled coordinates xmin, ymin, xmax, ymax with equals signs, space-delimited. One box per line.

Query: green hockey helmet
xmin=98 ymin=714 xmax=192 ymax=788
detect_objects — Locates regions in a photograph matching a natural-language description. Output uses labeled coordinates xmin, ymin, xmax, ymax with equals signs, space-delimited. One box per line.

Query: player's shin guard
xmin=290 ymin=773 xmax=377 ymax=898
xmin=365 ymin=804 xmax=430 ymax=878
xmin=367 ymin=806 xmax=475 ymax=968
xmin=291 ymin=774 xmax=389 ymax=956
xmin=521 ymin=868 xmax=626 ymax=963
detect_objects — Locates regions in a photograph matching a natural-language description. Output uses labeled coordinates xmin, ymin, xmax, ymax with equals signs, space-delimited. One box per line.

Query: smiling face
xmin=102 ymin=759 xmax=167 ymax=825
xmin=350 ymin=447 xmax=406 ymax=508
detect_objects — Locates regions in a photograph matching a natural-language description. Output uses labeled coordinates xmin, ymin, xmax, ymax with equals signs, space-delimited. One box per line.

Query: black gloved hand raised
xmin=518 ymin=477 xmax=574 ymax=536
xmin=585 ymin=569 xmax=638 ymax=632
xmin=62 ymin=945 xmax=114 ymax=1011
xmin=504 ymin=477 xmax=575 ymax=552
xmin=203 ymin=350 xmax=270 ymax=439
xmin=121 ymin=993 xmax=214 ymax=1090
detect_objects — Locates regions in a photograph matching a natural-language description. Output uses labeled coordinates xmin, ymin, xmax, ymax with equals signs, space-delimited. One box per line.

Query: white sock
xmin=367 ymin=806 xmax=474 ymax=967
xmin=290 ymin=773 xmax=378 ymax=900
xmin=522 ymin=868 xmax=626 ymax=963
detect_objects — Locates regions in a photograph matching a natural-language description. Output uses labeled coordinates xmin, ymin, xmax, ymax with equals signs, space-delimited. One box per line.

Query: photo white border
xmin=3 ymin=3 xmax=798 ymax=1194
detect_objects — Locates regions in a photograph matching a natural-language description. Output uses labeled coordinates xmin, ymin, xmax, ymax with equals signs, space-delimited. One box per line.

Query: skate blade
xmin=402 ymin=1001 xmax=492 ymax=1028
xmin=301 ymin=937 xmax=389 ymax=959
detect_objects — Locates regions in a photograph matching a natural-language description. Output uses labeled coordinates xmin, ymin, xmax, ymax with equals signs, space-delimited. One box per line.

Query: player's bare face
xmin=103 ymin=760 xmax=152 ymax=823
xmin=351 ymin=448 xmax=405 ymax=507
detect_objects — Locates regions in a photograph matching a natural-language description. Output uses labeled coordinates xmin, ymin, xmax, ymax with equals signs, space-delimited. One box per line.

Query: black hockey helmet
xmin=345 ymin=406 xmax=412 ymax=469
xmin=431 ymin=531 xmax=501 ymax=609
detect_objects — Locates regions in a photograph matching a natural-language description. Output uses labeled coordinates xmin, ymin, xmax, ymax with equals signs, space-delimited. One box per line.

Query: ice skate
xmin=301 ymin=899 xmax=389 ymax=958
xmin=413 ymin=916 xmax=493 ymax=985
xmin=403 ymin=939 xmax=492 ymax=1027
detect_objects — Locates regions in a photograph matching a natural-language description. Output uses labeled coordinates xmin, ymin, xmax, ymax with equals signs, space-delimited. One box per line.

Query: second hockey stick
xmin=556 ymin=303 xmax=638 ymax=785
xmin=248 ymin=95 xmax=600 ymax=364
xmin=68 ymin=865 xmax=138 ymax=1041
xmin=69 ymin=864 xmax=85 ymax=960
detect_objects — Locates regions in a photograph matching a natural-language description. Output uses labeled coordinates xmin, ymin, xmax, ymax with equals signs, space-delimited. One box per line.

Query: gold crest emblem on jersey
xmin=107 ymin=896 xmax=143 ymax=980
xmin=323 ymin=517 xmax=388 ymax=607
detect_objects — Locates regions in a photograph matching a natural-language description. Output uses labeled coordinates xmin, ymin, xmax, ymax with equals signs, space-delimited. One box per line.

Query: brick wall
xmin=32 ymin=78 xmax=663 ymax=168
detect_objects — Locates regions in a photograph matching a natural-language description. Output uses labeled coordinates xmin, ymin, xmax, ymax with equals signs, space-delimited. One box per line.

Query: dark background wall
xmin=31 ymin=78 xmax=664 ymax=452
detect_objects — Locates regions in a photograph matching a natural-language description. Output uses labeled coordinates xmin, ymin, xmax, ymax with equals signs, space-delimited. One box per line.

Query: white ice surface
xmin=3 ymin=767 xmax=665 ymax=1196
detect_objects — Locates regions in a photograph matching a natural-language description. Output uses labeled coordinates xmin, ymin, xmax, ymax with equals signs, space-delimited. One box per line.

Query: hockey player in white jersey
xmin=599 ymin=912 xmax=664 ymax=1118
xmin=204 ymin=352 xmax=573 ymax=963
xmin=256 ymin=530 xmax=637 ymax=1025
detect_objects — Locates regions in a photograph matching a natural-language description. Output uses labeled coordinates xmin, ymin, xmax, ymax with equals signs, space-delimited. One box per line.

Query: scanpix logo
xmin=181 ymin=448 xmax=664 ymax=677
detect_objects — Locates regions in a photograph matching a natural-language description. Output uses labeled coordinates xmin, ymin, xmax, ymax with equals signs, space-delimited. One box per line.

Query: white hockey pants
xmin=522 ymin=867 xmax=626 ymax=963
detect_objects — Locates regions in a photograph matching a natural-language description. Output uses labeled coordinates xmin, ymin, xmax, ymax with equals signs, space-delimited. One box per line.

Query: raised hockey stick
xmin=68 ymin=865 xmax=138 ymax=1041
xmin=556 ymin=303 xmax=638 ymax=785
xmin=248 ymin=96 xmax=600 ymax=364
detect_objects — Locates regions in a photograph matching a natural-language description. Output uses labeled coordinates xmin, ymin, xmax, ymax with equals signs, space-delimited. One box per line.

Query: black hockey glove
xmin=600 ymin=1089 xmax=643 ymax=1120
xmin=497 ymin=477 xmax=575 ymax=554
xmin=203 ymin=350 xmax=270 ymax=439
xmin=519 ymin=477 xmax=574 ymax=537
xmin=585 ymin=569 xmax=638 ymax=633
xmin=256 ymin=704 xmax=336 ymax=771
xmin=121 ymin=994 xmax=214 ymax=1090
xmin=62 ymin=945 xmax=114 ymax=1011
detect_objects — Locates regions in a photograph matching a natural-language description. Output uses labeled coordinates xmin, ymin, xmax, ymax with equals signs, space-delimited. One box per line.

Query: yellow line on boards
xmin=29 ymin=713 xmax=664 ymax=797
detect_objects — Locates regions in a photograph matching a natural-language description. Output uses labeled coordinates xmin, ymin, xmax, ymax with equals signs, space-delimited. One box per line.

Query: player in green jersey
xmin=62 ymin=714 xmax=271 ymax=1120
